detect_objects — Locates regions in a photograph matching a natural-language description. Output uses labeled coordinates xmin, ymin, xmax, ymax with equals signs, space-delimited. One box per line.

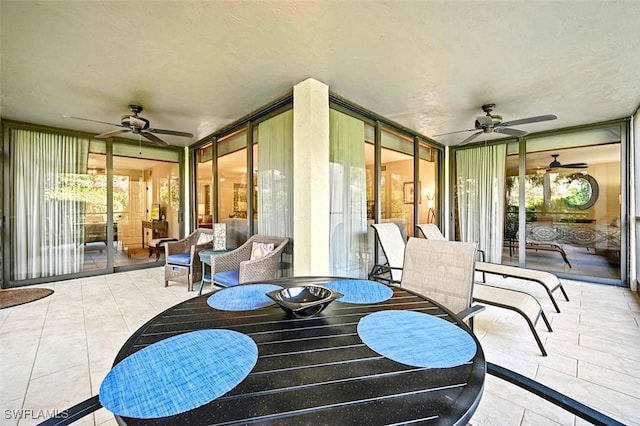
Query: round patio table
xmin=110 ymin=276 xmax=486 ymax=425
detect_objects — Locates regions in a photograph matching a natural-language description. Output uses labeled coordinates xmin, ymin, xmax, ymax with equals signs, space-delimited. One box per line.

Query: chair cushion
xmin=214 ymin=270 xmax=240 ymax=287
xmin=250 ymin=242 xmax=274 ymax=260
xmin=167 ymin=253 xmax=191 ymax=266
xmin=197 ymin=233 xmax=214 ymax=245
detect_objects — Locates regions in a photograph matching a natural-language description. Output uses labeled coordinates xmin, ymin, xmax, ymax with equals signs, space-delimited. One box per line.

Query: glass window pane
xmin=113 ymin=143 xmax=180 ymax=162
xmin=196 ymin=143 xmax=213 ymax=228
xmin=217 ymin=146 xmax=249 ymax=249
xmin=381 ymin=128 xmax=414 ymax=238
xmin=82 ymin=153 xmax=109 ymax=272
xmin=418 ymin=142 xmax=438 ymax=226
xmin=523 ymin=137 xmax=621 ymax=280
xmin=112 ymin=154 xmax=179 ymax=266
xmin=329 ymin=109 xmax=367 ymax=278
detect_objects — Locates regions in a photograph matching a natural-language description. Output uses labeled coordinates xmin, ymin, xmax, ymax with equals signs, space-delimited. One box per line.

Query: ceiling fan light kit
xmin=67 ymin=104 xmax=193 ymax=146
xmin=436 ymin=103 xmax=557 ymax=145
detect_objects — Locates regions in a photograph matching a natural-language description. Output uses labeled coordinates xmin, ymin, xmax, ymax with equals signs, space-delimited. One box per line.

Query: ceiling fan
xmin=435 ymin=104 xmax=557 ymax=145
xmin=67 ymin=104 xmax=193 ymax=146
xmin=546 ymin=154 xmax=588 ymax=171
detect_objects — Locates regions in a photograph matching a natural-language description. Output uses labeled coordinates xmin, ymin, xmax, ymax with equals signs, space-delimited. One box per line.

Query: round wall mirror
xmin=565 ymin=173 xmax=599 ymax=210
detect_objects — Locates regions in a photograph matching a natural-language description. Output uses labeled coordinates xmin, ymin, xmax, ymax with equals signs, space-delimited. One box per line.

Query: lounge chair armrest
xmin=476 ymin=249 xmax=486 ymax=262
xmin=456 ymin=304 xmax=485 ymax=322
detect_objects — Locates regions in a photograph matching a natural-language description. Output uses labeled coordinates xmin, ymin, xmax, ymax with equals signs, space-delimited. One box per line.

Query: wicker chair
xmin=164 ymin=228 xmax=217 ymax=291
xmin=210 ymin=235 xmax=289 ymax=288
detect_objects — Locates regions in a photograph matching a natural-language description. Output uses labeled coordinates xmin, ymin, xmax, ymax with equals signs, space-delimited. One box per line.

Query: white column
xmin=293 ymin=78 xmax=330 ymax=275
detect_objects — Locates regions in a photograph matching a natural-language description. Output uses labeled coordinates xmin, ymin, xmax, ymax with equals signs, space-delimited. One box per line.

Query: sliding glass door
xmin=216 ymin=130 xmax=250 ymax=249
xmin=5 ymin=124 xmax=182 ymax=285
xmin=329 ymin=110 xmax=367 ymax=277
xmin=332 ymin=118 xmax=440 ymax=279
xmin=522 ymin=130 xmax=622 ymax=282
xmin=9 ymin=129 xmax=104 ymax=280
xmin=195 ymin=142 xmax=213 ymax=229
xmin=110 ymin=149 xmax=180 ymax=268
xmin=457 ymin=124 xmax=624 ymax=284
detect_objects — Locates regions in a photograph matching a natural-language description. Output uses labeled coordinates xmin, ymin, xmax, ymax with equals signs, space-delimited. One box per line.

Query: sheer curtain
xmin=257 ymin=110 xmax=293 ymax=238
xmin=329 ymin=110 xmax=367 ymax=277
xmin=456 ymin=144 xmax=506 ymax=262
xmin=11 ymin=129 xmax=89 ymax=280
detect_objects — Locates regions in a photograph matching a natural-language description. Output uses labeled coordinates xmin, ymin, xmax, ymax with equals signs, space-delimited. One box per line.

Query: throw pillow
xmin=197 ymin=233 xmax=214 ymax=245
xmin=250 ymin=242 xmax=274 ymax=260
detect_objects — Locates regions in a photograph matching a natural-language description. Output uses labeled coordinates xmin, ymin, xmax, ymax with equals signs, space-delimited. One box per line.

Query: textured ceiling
xmin=2 ymin=1 xmax=639 ymax=148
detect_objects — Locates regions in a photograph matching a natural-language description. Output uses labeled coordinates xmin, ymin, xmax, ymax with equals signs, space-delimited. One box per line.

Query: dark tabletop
xmin=113 ymin=276 xmax=486 ymax=425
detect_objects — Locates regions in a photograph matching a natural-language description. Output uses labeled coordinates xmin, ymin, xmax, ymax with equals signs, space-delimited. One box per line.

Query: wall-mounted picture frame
xmin=403 ymin=181 xmax=421 ymax=204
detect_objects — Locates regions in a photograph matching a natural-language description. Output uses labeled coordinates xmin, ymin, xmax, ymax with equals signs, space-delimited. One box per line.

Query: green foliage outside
xmin=45 ymin=173 xmax=130 ymax=221
xmin=505 ymin=172 xmax=592 ymax=221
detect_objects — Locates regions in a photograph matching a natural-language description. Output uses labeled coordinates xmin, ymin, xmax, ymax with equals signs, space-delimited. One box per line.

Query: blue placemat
xmin=323 ymin=280 xmax=393 ymax=304
xmin=207 ymin=284 xmax=282 ymax=311
xmin=357 ymin=310 xmax=477 ymax=369
xmin=99 ymin=329 xmax=258 ymax=419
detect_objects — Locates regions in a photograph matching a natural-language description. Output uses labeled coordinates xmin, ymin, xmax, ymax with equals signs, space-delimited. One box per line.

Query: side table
xmin=198 ymin=249 xmax=229 ymax=295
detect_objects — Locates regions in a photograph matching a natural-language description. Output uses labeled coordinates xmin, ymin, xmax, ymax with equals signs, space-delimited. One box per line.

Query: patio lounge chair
xmin=368 ymin=223 xmax=405 ymax=285
xmin=417 ymin=223 xmax=570 ymax=313
xmin=401 ymin=238 xmax=485 ymax=326
xmin=372 ymin=222 xmax=551 ymax=355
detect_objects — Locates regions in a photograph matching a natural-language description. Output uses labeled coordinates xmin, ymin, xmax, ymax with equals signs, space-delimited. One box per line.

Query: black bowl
xmin=266 ymin=286 xmax=344 ymax=318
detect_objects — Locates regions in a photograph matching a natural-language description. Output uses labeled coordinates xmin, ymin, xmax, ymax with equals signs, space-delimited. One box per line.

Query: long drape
xmin=257 ymin=110 xmax=293 ymax=238
xmin=456 ymin=144 xmax=506 ymax=262
xmin=11 ymin=129 xmax=89 ymax=279
xmin=329 ymin=110 xmax=367 ymax=277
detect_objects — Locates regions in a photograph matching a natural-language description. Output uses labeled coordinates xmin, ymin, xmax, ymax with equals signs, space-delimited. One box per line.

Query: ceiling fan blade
xmin=499 ymin=114 xmax=557 ymax=127
xmin=560 ymin=163 xmax=588 ymax=169
xmin=95 ymin=129 xmax=131 ymax=139
xmin=65 ymin=116 xmax=124 ymax=127
xmin=142 ymin=132 xmax=169 ymax=146
xmin=459 ymin=131 xmax=483 ymax=145
xmin=147 ymin=128 xmax=194 ymax=138
xmin=494 ymin=127 xmax=528 ymax=137
xmin=433 ymin=128 xmax=477 ymax=137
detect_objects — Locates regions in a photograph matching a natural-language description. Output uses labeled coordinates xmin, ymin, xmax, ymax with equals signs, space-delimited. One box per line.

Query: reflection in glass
xmin=196 ymin=143 xmax=213 ymax=228
xmin=217 ymin=142 xmax=249 ymax=249
xmin=111 ymin=155 xmax=179 ymax=267
xmin=511 ymin=140 xmax=622 ymax=281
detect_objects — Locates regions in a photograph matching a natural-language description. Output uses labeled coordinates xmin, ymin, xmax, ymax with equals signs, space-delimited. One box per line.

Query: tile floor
xmin=0 ymin=268 xmax=638 ymax=425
